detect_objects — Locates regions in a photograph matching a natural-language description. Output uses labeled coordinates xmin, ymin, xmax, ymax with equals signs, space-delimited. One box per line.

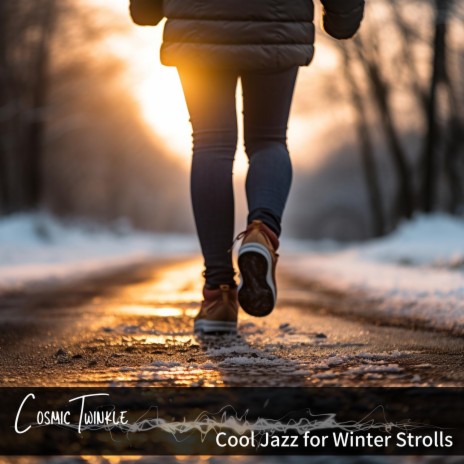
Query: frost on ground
xmin=0 ymin=212 xmax=197 ymax=293
xmin=282 ymin=214 xmax=464 ymax=335
xmin=90 ymin=320 xmax=424 ymax=388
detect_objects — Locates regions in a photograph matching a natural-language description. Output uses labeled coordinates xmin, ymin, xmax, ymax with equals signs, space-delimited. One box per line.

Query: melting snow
xmin=0 ymin=212 xmax=197 ymax=292
xmin=283 ymin=214 xmax=464 ymax=335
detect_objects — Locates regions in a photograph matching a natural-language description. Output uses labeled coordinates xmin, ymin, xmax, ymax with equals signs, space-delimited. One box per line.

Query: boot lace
xmin=227 ymin=229 xmax=247 ymax=253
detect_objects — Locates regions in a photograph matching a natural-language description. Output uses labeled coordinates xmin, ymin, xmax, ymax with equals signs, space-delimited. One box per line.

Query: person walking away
xmin=129 ymin=0 xmax=365 ymax=334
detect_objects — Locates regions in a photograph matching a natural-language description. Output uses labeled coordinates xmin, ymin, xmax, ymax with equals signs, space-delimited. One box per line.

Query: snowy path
xmin=1 ymin=257 xmax=462 ymax=388
xmin=2 ymin=213 xmax=463 ymax=337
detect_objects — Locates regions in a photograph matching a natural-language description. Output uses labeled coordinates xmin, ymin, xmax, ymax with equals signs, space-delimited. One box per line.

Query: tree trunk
xmin=421 ymin=0 xmax=450 ymax=212
xmin=390 ymin=0 xmax=429 ymax=113
xmin=443 ymin=117 xmax=464 ymax=213
xmin=22 ymin=0 xmax=57 ymax=210
xmin=0 ymin=0 xmax=58 ymax=214
xmin=340 ymin=43 xmax=385 ymax=236
xmin=354 ymin=38 xmax=414 ymax=222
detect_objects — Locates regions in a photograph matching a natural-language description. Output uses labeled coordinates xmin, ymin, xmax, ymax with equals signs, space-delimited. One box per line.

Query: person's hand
xmin=321 ymin=0 xmax=365 ymax=40
xmin=129 ymin=0 xmax=164 ymax=26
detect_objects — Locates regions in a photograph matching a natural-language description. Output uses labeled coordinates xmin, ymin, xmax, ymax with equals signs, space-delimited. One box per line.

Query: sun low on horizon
xmin=92 ymin=0 xmax=194 ymax=160
xmin=84 ymin=0 xmax=342 ymax=175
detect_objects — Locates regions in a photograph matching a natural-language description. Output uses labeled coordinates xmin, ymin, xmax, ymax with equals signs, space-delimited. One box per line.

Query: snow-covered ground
xmin=282 ymin=214 xmax=464 ymax=335
xmin=1 ymin=212 xmax=463 ymax=335
xmin=0 ymin=213 xmax=198 ymax=293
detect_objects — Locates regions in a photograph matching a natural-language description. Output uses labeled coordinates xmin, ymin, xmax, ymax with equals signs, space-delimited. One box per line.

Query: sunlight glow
xmin=118 ymin=306 xmax=184 ymax=317
xmin=118 ymin=305 xmax=198 ymax=318
xmin=119 ymin=259 xmax=204 ymax=304
xmin=131 ymin=335 xmax=194 ymax=345
xmin=131 ymin=30 xmax=192 ymax=158
xmin=85 ymin=0 xmax=342 ymax=173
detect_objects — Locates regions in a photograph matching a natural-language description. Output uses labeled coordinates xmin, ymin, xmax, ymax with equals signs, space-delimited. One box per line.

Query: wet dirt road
xmin=0 ymin=257 xmax=463 ymax=387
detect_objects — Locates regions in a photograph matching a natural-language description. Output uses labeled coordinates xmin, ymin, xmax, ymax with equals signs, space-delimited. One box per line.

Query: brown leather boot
xmin=194 ymin=284 xmax=238 ymax=334
xmin=237 ymin=220 xmax=279 ymax=317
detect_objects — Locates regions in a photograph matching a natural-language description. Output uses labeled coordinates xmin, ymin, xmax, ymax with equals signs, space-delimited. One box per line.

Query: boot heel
xmin=238 ymin=248 xmax=275 ymax=317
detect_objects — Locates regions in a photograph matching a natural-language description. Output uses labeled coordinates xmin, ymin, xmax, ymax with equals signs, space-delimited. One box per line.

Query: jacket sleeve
xmin=320 ymin=0 xmax=365 ymax=40
xmin=129 ymin=0 xmax=164 ymax=26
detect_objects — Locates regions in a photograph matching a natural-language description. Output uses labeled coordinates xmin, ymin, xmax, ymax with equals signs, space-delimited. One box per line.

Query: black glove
xmin=321 ymin=0 xmax=365 ymax=40
xmin=129 ymin=0 xmax=164 ymax=26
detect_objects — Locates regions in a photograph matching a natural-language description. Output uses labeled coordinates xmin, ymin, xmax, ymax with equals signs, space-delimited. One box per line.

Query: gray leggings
xmin=178 ymin=66 xmax=298 ymax=288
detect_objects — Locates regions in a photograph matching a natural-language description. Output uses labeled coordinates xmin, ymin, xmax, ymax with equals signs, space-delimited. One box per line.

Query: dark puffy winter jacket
xmin=129 ymin=0 xmax=364 ymax=69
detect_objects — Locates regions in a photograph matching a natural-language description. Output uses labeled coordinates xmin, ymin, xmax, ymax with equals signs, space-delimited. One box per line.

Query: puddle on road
xmin=120 ymin=259 xmax=204 ymax=305
xmin=117 ymin=305 xmax=198 ymax=319
xmin=131 ymin=335 xmax=194 ymax=345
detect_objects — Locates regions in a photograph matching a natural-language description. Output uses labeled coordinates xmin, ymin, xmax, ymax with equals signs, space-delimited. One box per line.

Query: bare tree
xmin=421 ymin=0 xmax=452 ymax=212
xmin=341 ymin=0 xmax=464 ymax=232
xmin=353 ymin=34 xmax=414 ymax=222
xmin=339 ymin=42 xmax=386 ymax=236
xmin=0 ymin=0 xmax=59 ymax=213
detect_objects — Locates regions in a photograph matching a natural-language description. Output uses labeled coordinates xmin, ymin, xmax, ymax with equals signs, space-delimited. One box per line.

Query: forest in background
xmin=0 ymin=0 xmax=191 ymax=232
xmin=0 ymin=0 xmax=463 ymax=240
xmin=287 ymin=0 xmax=464 ymax=240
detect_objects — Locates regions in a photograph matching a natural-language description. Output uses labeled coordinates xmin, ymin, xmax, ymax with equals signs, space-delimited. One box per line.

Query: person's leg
xmin=236 ymin=67 xmax=298 ymax=317
xmin=241 ymin=66 xmax=298 ymax=237
xmin=177 ymin=67 xmax=239 ymax=288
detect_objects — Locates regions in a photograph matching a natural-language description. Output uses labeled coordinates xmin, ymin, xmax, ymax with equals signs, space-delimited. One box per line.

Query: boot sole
xmin=238 ymin=243 xmax=276 ymax=317
xmin=194 ymin=320 xmax=237 ymax=334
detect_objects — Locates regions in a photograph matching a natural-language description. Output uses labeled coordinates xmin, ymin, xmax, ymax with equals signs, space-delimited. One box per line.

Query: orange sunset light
xmin=84 ymin=0 xmax=340 ymax=174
